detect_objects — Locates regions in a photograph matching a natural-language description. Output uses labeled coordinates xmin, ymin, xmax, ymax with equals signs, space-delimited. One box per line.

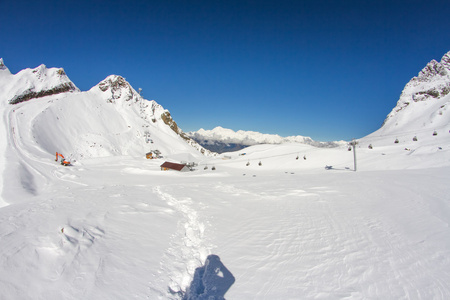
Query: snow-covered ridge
xmin=188 ymin=126 xmax=344 ymax=149
xmin=382 ymin=51 xmax=450 ymax=130
xmin=90 ymin=75 xmax=215 ymax=156
xmin=0 ymin=59 xmax=79 ymax=104
xmin=0 ymin=58 xmax=8 ymax=71
xmin=0 ymin=60 xmax=215 ymax=159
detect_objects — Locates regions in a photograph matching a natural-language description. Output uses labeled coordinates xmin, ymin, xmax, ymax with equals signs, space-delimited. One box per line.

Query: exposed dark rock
xmin=161 ymin=111 xmax=180 ymax=134
xmin=9 ymin=82 xmax=78 ymax=104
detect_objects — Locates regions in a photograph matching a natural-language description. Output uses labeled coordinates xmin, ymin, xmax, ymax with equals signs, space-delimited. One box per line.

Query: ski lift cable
xmin=197 ymin=148 xmax=320 ymax=167
xmin=195 ymin=123 xmax=449 ymax=167
xmin=364 ymin=123 xmax=449 ymax=140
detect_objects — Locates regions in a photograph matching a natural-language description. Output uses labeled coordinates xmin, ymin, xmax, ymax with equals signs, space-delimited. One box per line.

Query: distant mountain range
xmin=187 ymin=127 xmax=346 ymax=153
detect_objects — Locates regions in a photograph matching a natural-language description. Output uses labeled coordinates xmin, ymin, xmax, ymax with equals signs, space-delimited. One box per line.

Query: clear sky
xmin=1 ymin=0 xmax=449 ymax=141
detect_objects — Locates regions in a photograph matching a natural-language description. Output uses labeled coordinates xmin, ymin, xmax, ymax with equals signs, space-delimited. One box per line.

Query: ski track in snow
xmin=153 ymin=186 xmax=212 ymax=297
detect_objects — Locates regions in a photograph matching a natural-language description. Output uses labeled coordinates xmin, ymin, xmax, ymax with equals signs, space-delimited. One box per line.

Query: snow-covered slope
xmin=0 ymin=60 xmax=215 ymax=163
xmin=359 ymin=51 xmax=450 ymax=157
xmin=188 ymin=126 xmax=344 ymax=153
xmin=367 ymin=51 xmax=450 ymax=140
xmin=0 ymin=58 xmax=79 ymax=104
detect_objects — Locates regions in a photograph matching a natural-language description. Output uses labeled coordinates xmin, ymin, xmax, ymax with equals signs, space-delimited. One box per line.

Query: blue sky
xmin=1 ymin=0 xmax=449 ymax=141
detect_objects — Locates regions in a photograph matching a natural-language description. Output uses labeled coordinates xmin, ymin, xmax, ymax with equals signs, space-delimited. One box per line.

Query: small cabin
xmin=160 ymin=161 xmax=190 ymax=172
xmin=146 ymin=150 xmax=161 ymax=159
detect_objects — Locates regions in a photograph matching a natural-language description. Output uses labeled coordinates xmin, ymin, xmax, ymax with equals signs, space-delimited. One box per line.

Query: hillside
xmin=0 ymin=60 xmax=215 ymax=163
xmin=364 ymin=51 xmax=450 ymax=147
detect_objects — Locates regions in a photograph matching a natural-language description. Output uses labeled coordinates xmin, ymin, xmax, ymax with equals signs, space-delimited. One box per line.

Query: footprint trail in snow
xmin=153 ymin=186 xmax=212 ymax=297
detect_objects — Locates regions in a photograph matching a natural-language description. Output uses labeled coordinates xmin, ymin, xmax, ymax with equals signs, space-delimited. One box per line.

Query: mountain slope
xmin=362 ymin=51 xmax=450 ymax=148
xmin=380 ymin=52 xmax=449 ymax=133
xmin=0 ymin=61 xmax=215 ymax=164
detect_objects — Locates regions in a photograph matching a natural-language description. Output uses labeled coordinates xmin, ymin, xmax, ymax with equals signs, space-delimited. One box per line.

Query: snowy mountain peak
xmin=380 ymin=50 xmax=450 ymax=133
xmin=0 ymin=58 xmax=9 ymax=72
xmin=3 ymin=63 xmax=79 ymax=104
xmin=95 ymin=75 xmax=140 ymax=103
xmin=418 ymin=59 xmax=447 ymax=80
xmin=417 ymin=51 xmax=450 ymax=81
xmin=440 ymin=51 xmax=450 ymax=70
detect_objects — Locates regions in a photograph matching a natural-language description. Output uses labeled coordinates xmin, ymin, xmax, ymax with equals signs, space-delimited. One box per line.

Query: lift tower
xmin=349 ymin=139 xmax=358 ymax=171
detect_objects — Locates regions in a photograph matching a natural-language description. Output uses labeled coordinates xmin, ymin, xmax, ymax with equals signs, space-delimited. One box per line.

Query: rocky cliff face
xmin=382 ymin=51 xmax=450 ymax=127
xmin=97 ymin=75 xmax=140 ymax=103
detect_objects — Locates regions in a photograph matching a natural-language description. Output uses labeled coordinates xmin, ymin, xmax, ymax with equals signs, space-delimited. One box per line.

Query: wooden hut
xmin=160 ymin=161 xmax=190 ymax=172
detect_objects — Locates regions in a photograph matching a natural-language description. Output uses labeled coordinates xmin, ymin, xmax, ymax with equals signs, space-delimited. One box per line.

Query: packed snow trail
xmin=153 ymin=185 xmax=213 ymax=297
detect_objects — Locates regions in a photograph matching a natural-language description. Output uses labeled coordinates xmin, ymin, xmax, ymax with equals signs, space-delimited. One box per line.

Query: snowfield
xmin=1 ymin=103 xmax=450 ymax=299
xmin=1 ymin=55 xmax=450 ymax=299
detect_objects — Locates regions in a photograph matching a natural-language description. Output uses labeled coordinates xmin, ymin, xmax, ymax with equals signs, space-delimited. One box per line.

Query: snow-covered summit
xmin=88 ymin=74 xmax=211 ymax=156
xmin=0 ymin=61 xmax=79 ymax=105
xmin=90 ymin=74 xmax=167 ymax=120
xmin=0 ymin=58 xmax=9 ymax=72
xmin=380 ymin=51 xmax=450 ymax=133
xmin=441 ymin=51 xmax=450 ymax=70
xmin=94 ymin=75 xmax=142 ymax=104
